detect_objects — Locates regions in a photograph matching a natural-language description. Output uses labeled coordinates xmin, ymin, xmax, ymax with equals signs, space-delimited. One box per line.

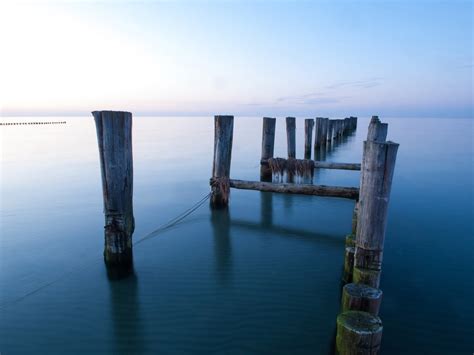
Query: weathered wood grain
xmin=343 ymin=246 xmax=355 ymax=284
xmin=92 ymin=110 xmax=134 ymax=268
xmin=228 ymin=179 xmax=359 ymax=199
xmin=314 ymin=117 xmax=324 ymax=149
xmin=367 ymin=116 xmax=388 ymax=142
xmin=211 ymin=115 xmax=234 ymax=208
xmin=355 ymin=140 xmax=399 ymax=283
xmin=261 ymin=158 xmax=360 ymax=171
xmin=286 ymin=117 xmax=296 ymax=158
xmin=304 ymin=118 xmax=314 ymax=159
xmin=336 ymin=311 xmax=383 ymax=355
xmin=260 ymin=117 xmax=276 ymax=182
xmin=341 ymin=283 xmax=383 ymax=316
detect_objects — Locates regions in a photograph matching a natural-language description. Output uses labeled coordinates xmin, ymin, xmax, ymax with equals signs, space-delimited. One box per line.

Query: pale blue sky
xmin=0 ymin=0 xmax=472 ymax=117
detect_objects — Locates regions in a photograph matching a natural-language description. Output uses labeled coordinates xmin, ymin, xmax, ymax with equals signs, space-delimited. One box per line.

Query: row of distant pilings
xmin=0 ymin=121 xmax=67 ymax=125
xmin=210 ymin=114 xmax=399 ymax=354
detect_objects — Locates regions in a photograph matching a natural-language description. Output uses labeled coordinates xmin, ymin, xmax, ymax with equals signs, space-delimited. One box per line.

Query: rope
xmin=0 ymin=192 xmax=212 ymax=309
xmin=133 ymin=192 xmax=211 ymax=246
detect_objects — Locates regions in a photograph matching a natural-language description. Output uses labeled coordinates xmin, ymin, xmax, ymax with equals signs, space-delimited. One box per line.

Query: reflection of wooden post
xmin=211 ymin=115 xmax=234 ymax=208
xmin=92 ymin=110 xmax=134 ymax=268
xmin=211 ymin=209 xmax=233 ymax=284
xmin=286 ymin=117 xmax=296 ymax=158
xmin=354 ymin=140 xmax=399 ymax=288
xmin=260 ymin=117 xmax=276 ymax=182
xmin=304 ymin=118 xmax=314 ymax=159
xmin=260 ymin=192 xmax=273 ymax=227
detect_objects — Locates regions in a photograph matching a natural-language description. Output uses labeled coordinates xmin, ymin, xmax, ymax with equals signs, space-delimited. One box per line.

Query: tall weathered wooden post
xmin=304 ymin=118 xmax=314 ymax=159
xmin=211 ymin=115 xmax=234 ymax=208
xmin=286 ymin=117 xmax=296 ymax=159
xmin=353 ymin=138 xmax=399 ymax=288
xmin=92 ymin=110 xmax=134 ymax=269
xmin=336 ymin=117 xmax=398 ymax=354
xmin=260 ymin=117 xmax=276 ymax=182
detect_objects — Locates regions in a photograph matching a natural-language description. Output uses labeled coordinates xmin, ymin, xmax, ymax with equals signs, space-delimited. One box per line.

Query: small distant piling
xmin=210 ymin=115 xmax=234 ymax=208
xmin=304 ymin=118 xmax=314 ymax=159
xmin=314 ymin=117 xmax=324 ymax=149
xmin=92 ymin=110 xmax=134 ymax=270
xmin=366 ymin=116 xmax=388 ymax=143
xmin=327 ymin=120 xmax=334 ymax=142
xmin=260 ymin=117 xmax=276 ymax=182
xmin=286 ymin=117 xmax=296 ymax=159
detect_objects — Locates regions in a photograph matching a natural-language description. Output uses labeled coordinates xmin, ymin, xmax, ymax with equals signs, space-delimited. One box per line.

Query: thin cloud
xmin=324 ymin=78 xmax=383 ymax=90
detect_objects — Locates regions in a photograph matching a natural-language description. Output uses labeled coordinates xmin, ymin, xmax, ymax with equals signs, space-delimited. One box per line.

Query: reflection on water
xmin=108 ymin=270 xmax=146 ymax=355
xmin=260 ymin=192 xmax=273 ymax=227
xmin=211 ymin=208 xmax=233 ymax=285
xmin=1 ymin=116 xmax=473 ymax=354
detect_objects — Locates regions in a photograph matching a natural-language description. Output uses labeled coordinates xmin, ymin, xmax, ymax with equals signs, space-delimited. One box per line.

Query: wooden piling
xmin=351 ymin=202 xmax=359 ymax=235
xmin=336 ymin=311 xmax=383 ymax=355
xmin=354 ymin=140 xmax=399 ymax=288
xmin=367 ymin=116 xmax=388 ymax=142
xmin=341 ymin=283 xmax=383 ymax=316
xmin=314 ymin=117 xmax=324 ymax=149
xmin=327 ymin=120 xmax=334 ymax=141
xmin=304 ymin=118 xmax=314 ymax=159
xmin=286 ymin=117 xmax=296 ymax=158
xmin=260 ymin=117 xmax=276 ymax=182
xmin=322 ymin=118 xmax=329 ymax=145
xmin=260 ymin=158 xmax=360 ymax=171
xmin=92 ymin=110 xmax=134 ymax=268
xmin=343 ymin=246 xmax=355 ymax=284
xmin=228 ymin=179 xmax=359 ymax=199
xmin=211 ymin=115 xmax=234 ymax=208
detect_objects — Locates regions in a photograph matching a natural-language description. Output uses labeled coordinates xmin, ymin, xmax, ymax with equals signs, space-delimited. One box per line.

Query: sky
xmin=0 ymin=0 xmax=472 ymax=118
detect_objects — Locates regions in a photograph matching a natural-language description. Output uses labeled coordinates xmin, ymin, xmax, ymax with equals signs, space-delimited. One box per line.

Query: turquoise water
xmin=0 ymin=116 xmax=472 ymax=354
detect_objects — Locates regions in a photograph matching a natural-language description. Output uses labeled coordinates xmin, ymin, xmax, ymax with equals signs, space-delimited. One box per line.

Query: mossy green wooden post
xmin=354 ymin=127 xmax=399 ymax=288
xmin=336 ymin=311 xmax=383 ymax=354
xmin=92 ymin=110 xmax=134 ymax=269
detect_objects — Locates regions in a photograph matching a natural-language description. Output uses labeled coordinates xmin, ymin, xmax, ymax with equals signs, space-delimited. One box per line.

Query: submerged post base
xmin=103 ymin=221 xmax=134 ymax=274
xmin=105 ymin=256 xmax=134 ymax=280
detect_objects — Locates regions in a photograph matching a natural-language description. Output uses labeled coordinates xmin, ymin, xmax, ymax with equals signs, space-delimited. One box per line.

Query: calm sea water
xmin=0 ymin=116 xmax=472 ymax=354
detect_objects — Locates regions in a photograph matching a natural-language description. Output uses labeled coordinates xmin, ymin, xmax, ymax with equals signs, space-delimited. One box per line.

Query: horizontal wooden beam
xmin=228 ymin=179 xmax=359 ymax=200
xmin=313 ymin=161 xmax=361 ymax=171
xmin=260 ymin=158 xmax=360 ymax=171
